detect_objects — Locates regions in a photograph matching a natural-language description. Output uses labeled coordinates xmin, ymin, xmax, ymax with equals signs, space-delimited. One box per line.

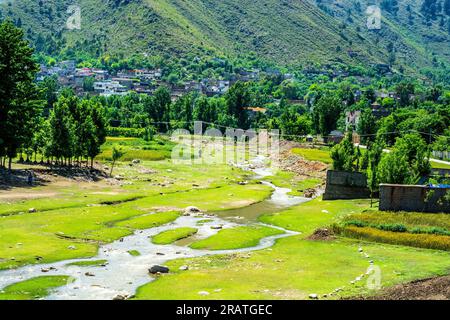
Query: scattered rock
xmin=358 ymin=247 xmax=363 ymax=253
xmin=28 ymin=208 xmax=36 ymax=213
xmin=149 ymin=265 xmax=169 ymax=274
xmin=309 ymin=294 xmax=319 ymax=300
xmin=179 ymin=265 xmax=189 ymax=271
xmin=41 ymin=268 xmax=50 ymax=273
xmin=132 ymin=159 xmax=141 ymax=165
xmin=304 ymin=189 xmax=316 ymax=198
xmin=113 ymin=294 xmax=128 ymax=301
xmin=85 ymin=272 xmax=95 ymax=277
xmin=238 ymin=181 xmax=248 ymax=185
xmin=184 ymin=206 xmax=202 ymax=216
xmin=156 ymin=252 xmax=165 ymax=256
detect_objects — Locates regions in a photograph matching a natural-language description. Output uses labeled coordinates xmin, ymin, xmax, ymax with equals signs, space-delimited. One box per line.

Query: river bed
xmin=0 ymin=156 xmax=309 ymax=300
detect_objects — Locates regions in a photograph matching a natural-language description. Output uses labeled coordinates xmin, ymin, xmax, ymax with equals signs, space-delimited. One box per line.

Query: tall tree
xmin=312 ymin=92 xmax=342 ymax=136
xmin=0 ymin=21 xmax=42 ymax=170
xmin=225 ymin=81 xmax=251 ymax=129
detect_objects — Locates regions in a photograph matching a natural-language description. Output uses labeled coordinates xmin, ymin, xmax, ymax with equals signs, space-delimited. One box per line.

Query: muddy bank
xmin=353 ymin=276 xmax=450 ymax=300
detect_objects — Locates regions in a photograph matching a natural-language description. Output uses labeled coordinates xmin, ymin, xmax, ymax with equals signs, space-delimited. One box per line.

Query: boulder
xmin=113 ymin=294 xmax=128 ymax=301
xmin=28 ymin=208 xmax=37 ymax=213
xmin=184 ymin=206 xmax=201 ymax=215
xmin=179 ymin=265 xmax=189 ymax=271
xmin=304 ymin=188 xmax=316 ymax=198
xmin=309 ymin=294 xmax=319 ymax=300
xmin=149 ymin=265 xmax=169 ymax=274
xmin=132 ymin=159 xmax=141 ymax=165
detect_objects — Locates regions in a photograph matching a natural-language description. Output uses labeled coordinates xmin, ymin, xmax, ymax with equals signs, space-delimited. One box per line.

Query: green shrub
xmin=107 ymin=127 xmax=146 ymax=138
xmin=378 ymin=223 xmax=407 ymax=233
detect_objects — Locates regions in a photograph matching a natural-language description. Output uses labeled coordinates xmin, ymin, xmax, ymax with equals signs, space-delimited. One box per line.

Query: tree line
xmin=0 ymin=22 xmax=107 ymax=171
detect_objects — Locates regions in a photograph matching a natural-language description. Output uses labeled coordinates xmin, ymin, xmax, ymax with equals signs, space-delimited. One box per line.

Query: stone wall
xmin=323 ymin=170 xmax=370 ymax=200
xmin=379 ymin=184 xmax=450 ymax=213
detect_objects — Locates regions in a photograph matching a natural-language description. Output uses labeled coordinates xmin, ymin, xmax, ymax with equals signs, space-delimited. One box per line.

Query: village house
xmin=202 ymin=79 xmax=230 ymax=96
xmin=237 ymin=69 xmax=260 ymax=81
xmin=111 ymin=77 xmax=135 ymax=90
xmin=74 ymin=68 xmax=95 ymax=88
xmin=92 ymin=69 xmax=108 ymax=81
xmin=94 ymin=80 xmax=128 ymax=97
xmin=133 ymin=68 xmax=162 ymax=81
xmin=371 ymin=101 xmax=392 ymax=118
xmin=375 ymin=91 xmax=398 ymax=100
xmin=184 ymin=80 xmax=202 ymax=93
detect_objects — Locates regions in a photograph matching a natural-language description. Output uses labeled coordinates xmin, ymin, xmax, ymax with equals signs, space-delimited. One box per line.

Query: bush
xmin=378 ymin=223 xmax=407 ymax=233
xmin=107 ymin=127 xmax=146 ymax=138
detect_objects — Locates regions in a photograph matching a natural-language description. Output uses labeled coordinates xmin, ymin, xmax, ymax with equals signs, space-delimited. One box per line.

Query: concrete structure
xmin=379 ymin=184 xmax=450 ymax=213
xmin=323 ymin=170 xmax=370 ymax=200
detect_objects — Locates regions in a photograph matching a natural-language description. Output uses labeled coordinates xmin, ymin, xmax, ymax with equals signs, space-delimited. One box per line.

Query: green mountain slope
xmin=1 ymin=0 xmax=449 ymax=72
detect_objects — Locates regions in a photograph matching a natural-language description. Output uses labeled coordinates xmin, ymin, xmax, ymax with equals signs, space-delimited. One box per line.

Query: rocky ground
xmin=364 ymin=276 xmax=450 ymax=300
xmin=272 ymin=140 xmax=328 ymax=179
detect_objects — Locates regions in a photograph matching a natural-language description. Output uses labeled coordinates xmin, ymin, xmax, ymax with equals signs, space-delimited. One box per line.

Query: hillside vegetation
xmin=1 ymin=0 xmax=449 ymax=73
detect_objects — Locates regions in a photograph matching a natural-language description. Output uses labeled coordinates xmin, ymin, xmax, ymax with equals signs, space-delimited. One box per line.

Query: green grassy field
xmin=66 ymin=259 xmax=108 ymax=267
xmin=1 ymin=137 xmax=449 ymax=300
xmin=291 ymin=148 xmax=332 ymax=164
xmin=152 ymin=227 xmax=198 ymax=245
xmin=134 ymin=198 xmax=450 ymax=300
xmin=96 ymin=137 xmax=175 ymax=162
xmin=189 ymin=225 xmax=284 ymax=250
xmin=0 ymin=138 xmax=272 ymax=270
xmin=0 ymin=276 xmax=71 ymax=300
